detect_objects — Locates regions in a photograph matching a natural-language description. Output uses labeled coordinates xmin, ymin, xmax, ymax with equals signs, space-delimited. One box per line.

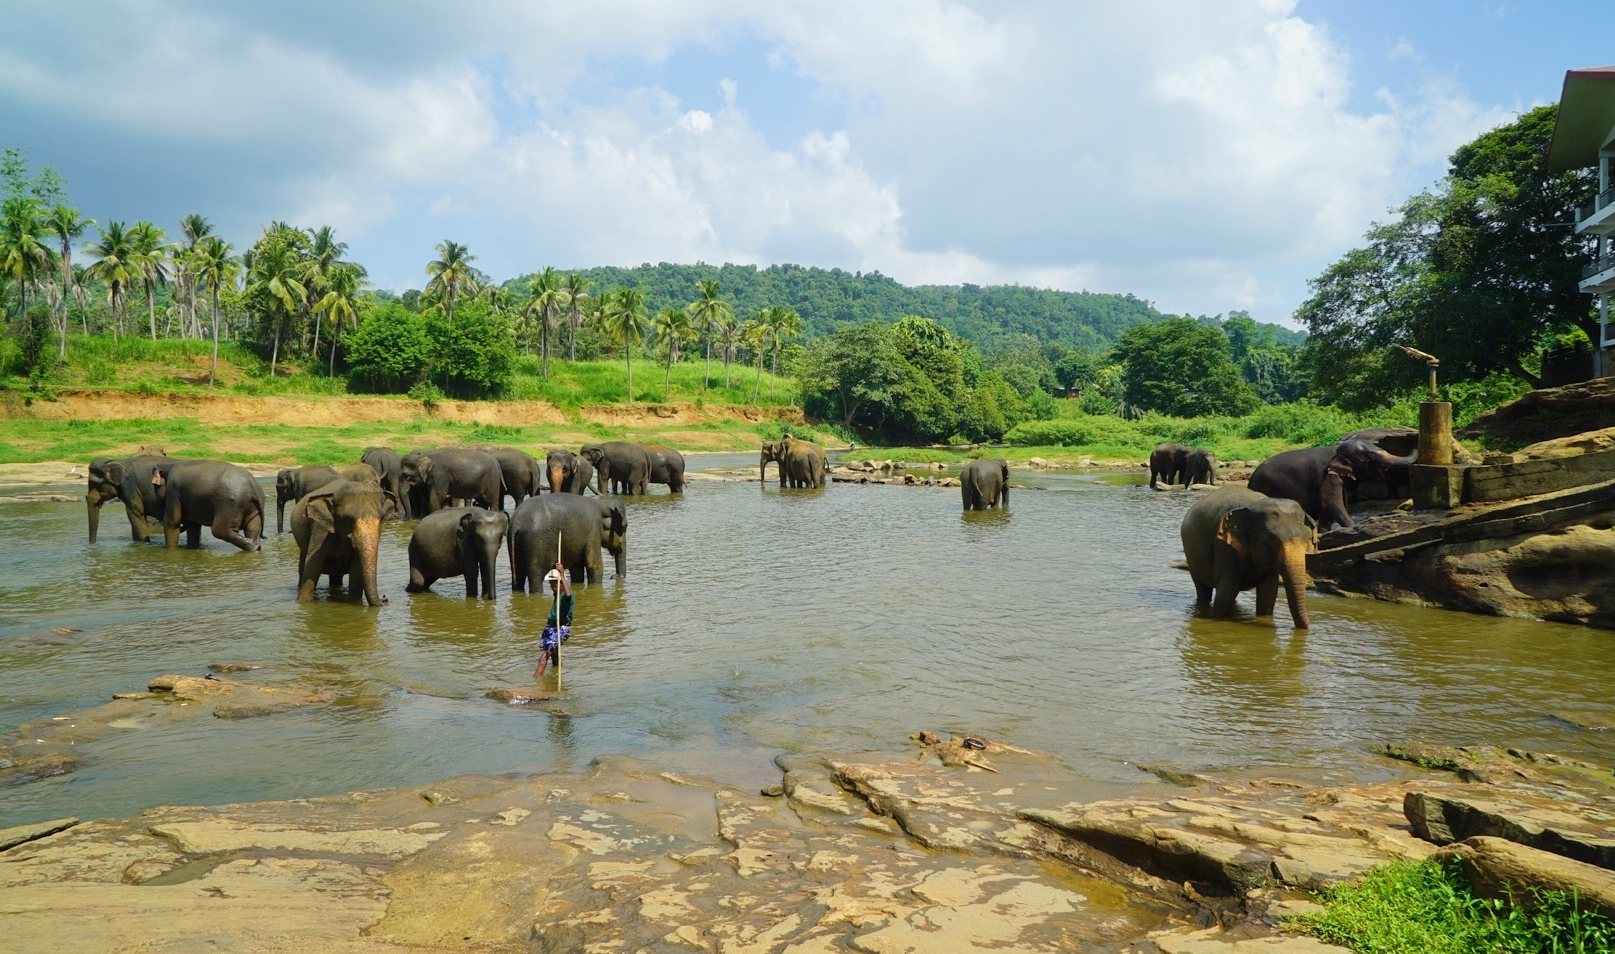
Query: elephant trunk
xmin=481 ymin=536 xmax=500 ymax=597
xmin=759 ymin=455 xmax=768 ymax=482
xmin=87 ymin=488 xmax=104 ymax=542
xmin=613 ymin=540 xmax=626 ymax=579
xmin=549 ymin=464 xmax=566 ymax=494
xmin=1277 ymin=544 xmax=1311 ymax=629
xmin=277 ymin=497 xmax=286 ymax=534
xmin=355 ymin=516 xmax=385 ymax=606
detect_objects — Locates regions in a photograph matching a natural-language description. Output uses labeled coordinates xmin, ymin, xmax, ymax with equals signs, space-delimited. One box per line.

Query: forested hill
xmin=506 ymin=262 xmax=1169 ymax=351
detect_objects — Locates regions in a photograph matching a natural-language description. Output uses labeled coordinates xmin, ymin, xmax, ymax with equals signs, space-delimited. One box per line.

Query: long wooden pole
xmin=553 ymin=531 xmax=563 ymax=682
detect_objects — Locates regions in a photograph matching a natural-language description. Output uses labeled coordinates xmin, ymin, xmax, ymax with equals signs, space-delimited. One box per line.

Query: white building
xmin=1549 ymin=64 xmax=1615 ymax=376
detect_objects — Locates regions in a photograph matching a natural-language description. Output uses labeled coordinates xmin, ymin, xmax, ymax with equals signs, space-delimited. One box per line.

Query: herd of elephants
xmin=80 ymin=426 xmax=1419 ymax=634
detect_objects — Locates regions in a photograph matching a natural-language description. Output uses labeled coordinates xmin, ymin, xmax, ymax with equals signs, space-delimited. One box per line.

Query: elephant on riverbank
xmin=1182 ymin=487 xmax=1317 ymax=628
xmin=960 ymin=458 xmax=1010 ymax=510
xmin=760 ymin=435 xmax=826 ymax=488
xmin=276 ymin=465 xmax=340 ymax=533
xmin=361 ymin=447 xmax=408 ymax=516
xmin=1150 ymin=443 xmax=1190 ymax=490
xmin=581 ymin=442 xmax=649 ymax=496
xmin=511 ymin=493 xmax=627 ymax=589
xmin=291 ymin=479 xmax=396 ymax=605
xmin=401 ymin=447 xmax=502 ymax=514
xmin=1184 ymin=448 xmax=1219 ymax=488
xmin=643 ymin=443 xmax=686 ymax=493
xmin=152 ymin=459 xmax=265 ymax=551
xmin=478 ymin=446 xmax=542 ymax=510
xmin=407 ymin=506 xmax=508 ymax=598
xmin=87 ymin=452 xmax=176 ymax=543
xmin=546 ymin=449 xmax=595 ymax=495
xmin=1248 ymin=439 xmax=1418 ymax=531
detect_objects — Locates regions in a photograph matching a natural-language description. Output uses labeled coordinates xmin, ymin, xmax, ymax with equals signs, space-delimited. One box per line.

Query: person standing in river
xmin=535 ymin=561 xmax=572 ymax=679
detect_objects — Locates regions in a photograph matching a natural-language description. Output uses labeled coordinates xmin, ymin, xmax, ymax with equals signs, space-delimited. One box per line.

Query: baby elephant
xmin=1181 ymin=487 xmax=1317 ymax=628
xmin=407 ymin=506 xmax=510 ymax=598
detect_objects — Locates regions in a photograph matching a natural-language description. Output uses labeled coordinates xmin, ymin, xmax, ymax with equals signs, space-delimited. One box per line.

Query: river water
xmin=3 ymin=453 xmax=1613 ymax=828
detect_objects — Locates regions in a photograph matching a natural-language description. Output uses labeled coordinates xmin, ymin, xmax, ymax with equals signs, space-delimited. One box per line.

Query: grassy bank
xmin=1293 ymin=857 xmax=1615 ymax=953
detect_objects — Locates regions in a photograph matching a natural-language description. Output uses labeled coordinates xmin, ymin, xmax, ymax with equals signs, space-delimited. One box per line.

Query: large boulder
xmin=1439 ymin=836 xmax=1615 ymax=920
xmin=1458 ymin=377 xmax=1615 ymax=446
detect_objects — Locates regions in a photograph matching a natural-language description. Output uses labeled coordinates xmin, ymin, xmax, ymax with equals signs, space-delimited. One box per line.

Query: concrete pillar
xmin=1412 ymin=401 xmax=1458 ymax=509
xmin=1418 ymin=401 xmax=1453 ymax=465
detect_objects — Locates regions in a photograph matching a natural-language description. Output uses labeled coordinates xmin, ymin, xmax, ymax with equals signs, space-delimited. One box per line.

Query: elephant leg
xmin=345 ymin=554 xmax=366 ymax=602
xmin=461 ymin=545 xmax=481 ymax=598
xmin=586 ymin=548 xmax=602 ymax=584
xmin=126 ymin=505 xmax=149 ymax=542
xmin=163 ymin=510 xmax=182 ymax=549
xmin=407 ymin=564 xmax=431 ymax=592
xmin=1254 ymin=576 xmax=1279 ymax=617
xmin=297 ymin=572 xmax=319 ymax=602
xmin=212 ymin=513 xmax=260 ymax=552
xmin=1193 ymin=580 xmax=1213 ymax=605
xmin=185 ymin=522 xmax=203 ymax=548
xmin=1211 ymin=559 xmax=1241 ymax=618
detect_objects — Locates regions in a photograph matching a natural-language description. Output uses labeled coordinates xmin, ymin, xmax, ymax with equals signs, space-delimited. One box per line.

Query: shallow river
xmin=3 ymin=454 xmax=1613 ymax=828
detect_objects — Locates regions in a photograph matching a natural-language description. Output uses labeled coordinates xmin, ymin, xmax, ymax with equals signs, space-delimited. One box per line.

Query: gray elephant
xmin=760 ymin=435 xmax=826 ymax=488
xmin=335 ymin=462 xmax=379 ymax=484
xmin=642 ymin=443 xmax=686 ymax=493
xmin=546 ymin=448 xmax=596 ymax=495
xmin=87 ymin=452 xmax=177 ymax=542
xmin=361 ymin=447 xmax=408 ymax=516
xmin=151 ymin=459 xmax=265 ymax=551
xmin=477 ymin=445 xmax=543 ymax=510
xmin=406 ymin=506 xmax=509 ymax=598
xmin=1181 ymin=487 xmax=1317 ymax=628
xmin=581 ymin=442 xmax=649 ymax=496
xmin=276 ymin=465 xmax=340 ymax=533
xmin=1183 ymin=448 xmax=1219 ymax=487
xmin=1149 ymin=442 xmax=1190 ymax=490
xmin=401 ymin=447 xmax=502 ymax=514
xmin=1248 ymin=439 xmax=1418 ymax=531
xmin=960 ymin=458 xmax=1010 ymax=510
xmin=291 ymin=479 xmax=397 ymax=605
xmin=511 ymin=494 xmax=627 ymax=590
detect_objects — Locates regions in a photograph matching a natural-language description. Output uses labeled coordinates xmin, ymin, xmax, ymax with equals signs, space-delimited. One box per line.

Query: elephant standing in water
xmin=406 ymin=506 xmax=509 ymax=597
xmin=152 ymin=459 xmax=265 ymax=551
xmin=643 ymin=443 xmax=686 ymax=493
xmin=581 ymin=442 xmax=649 ymax=496
xmin=401 ymin=447 xmax=502 ymax=514
xmin=760 ymin=435 xmax=826 ymax=488
xmin=87 ymin=452 xmax=177 ymax=542
xmin=1183 ymin=448 xmax=1219 ymax=487
xmin=960 ymin=458 xmax=1010 ymax=510
xmin=291 ymin=479 xmax=397 ymax=605
xmin=1248 ymin=439 xmax=1418 ymax=531
xmin=1181 ymin=487 xmax=1317 ymax=628
xmin=276 ymin=465 xmax=340 ymax=533
xmin=477 ymin=446 xmax=543 ymax=510
xmin=511 ymin=494 xmax=627 ymax=589
xmin=361 ymin=447 xmax=408 ymax=516
xmin=546 ymin=448 xmax=596 ymax=495
xmin=1149 ymin=442 xmax=1189 ymax=490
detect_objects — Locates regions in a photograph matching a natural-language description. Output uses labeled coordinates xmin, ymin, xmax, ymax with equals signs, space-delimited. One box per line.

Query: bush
xmin=346 ymin=303 xmax=431 ymax=393
xmin=424 ymin=300 xmax=516 ymax=397
xmin=1004 ymin=414 xmax=1152 ymax=450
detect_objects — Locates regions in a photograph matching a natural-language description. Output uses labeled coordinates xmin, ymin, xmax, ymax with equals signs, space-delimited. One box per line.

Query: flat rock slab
xmin=1152 ymin=928 xmax=1351 ymax=953
xmin=0 ymin=818 xmax=77 ymax=853
xmin=1405 ymin=791 xmax=1615 ymax=869
xmin=1440 ymin=835 xmax=1615 ymax=920
xmin=148 ymin=820 xmax=445 ymax=860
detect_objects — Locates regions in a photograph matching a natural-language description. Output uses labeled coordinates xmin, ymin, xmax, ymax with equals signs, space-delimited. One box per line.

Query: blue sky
xmin=1 ymin=1 xmax=1611 ymax=326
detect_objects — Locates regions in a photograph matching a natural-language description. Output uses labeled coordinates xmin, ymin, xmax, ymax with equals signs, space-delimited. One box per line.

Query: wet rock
xmin=0 ymin=817 xmax=78 ymax=852
xmin=1439 ymin=835 xmax=1615 ymax=920
xmin=940 ymin=478 xmax=961 ymax=487
xmin=1552 ymin=710 xmax=1615 ymax=731
xmin=485 ymin=687 xmax=560 ymax=705
xmin=1151 ymin=926 xmax=1352 ymax=952
xmin=148 ymin=818 xmax=445 ymax=859
xmin=207 ymin=663 xmax=264 ymax=673
xmin=419 ymin=790 xmax=458 ymax=806
xmin=0 ymin=750 xmax=78 ymax=786
xmin=1404 ymin=792 xmax=1615 ymax=868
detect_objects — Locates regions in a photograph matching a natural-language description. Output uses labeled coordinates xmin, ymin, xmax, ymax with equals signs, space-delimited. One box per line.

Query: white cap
xmin=543 ymin=569 xmax=563 ymax=584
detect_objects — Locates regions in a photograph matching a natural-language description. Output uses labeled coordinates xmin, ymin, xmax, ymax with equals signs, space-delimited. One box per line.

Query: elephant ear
xmin=1302 ymin=511 xmax=1320 ymax=547
xmin=1215 ymin=508 xmax=1250 ymax=555
xmin=457 ymin=510 xmax=478 ymax=541
xmin=303 ymin=492 xmax=337 ymax=534
xmin=104 ymin=461 xmax=126 ymax=484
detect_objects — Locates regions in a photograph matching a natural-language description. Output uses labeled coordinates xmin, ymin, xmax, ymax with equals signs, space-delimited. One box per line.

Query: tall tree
xmin=248 ymin=236 xmax=308 ymax=376
xmin=43 ymin=204 xmax=92 ymax=359
xmin=766 ymin=305 xmax=801 ymax=401
xmin=302 ymin=225 xmax=348 ymax=361
xmin=0 ymin=196 xmax=54 ymax=361
xmin=562 ymin=272 xmax=590 ymax=360
xmin=528 ymin=266 xmax=564 ymax=378
xmin=83 ymin=221 xmax=136 ymax=341
xmin=651 ymin=306 xmax=692 ymax=400
xmin=688 ymin=278 xmax=732 ymax=391
xmin=128 ymin=221 xmax=170 ymax=341
xmin=1112 ymin=317 xmax=1258 ymax=416
xmin=743 ymin=316 xmax=768 ymax=404
xmin=314 ymin=261 xmax=368 ymax=376
xmin=425 ymin=240 xmax=478 ymax=321
xmin=603 ymin=288 xmax=647 ymax=402
xmin=194 ymin=236 xmax=238 ymax=389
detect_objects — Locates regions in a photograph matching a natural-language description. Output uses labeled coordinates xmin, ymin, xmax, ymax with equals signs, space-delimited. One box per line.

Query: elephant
xmin=1248 ymin=439 xmax=1418 ymax=531
xmin=406 ymin=506 xmax=509 ymax=598
xmin=361 ymin=447 xmax=408 ymax=516
xmin=151 ymin=459 xmax=265 ymax=551
xmin=291 ymin=479 xmax=397 ymax=605
xmin=1149 ymin=442 xmax=1190 ymax=490
xmin=759 ymin=435 xmax=826 ymax=488
xmin=642 ymin=443 xmax=686 ymax=493
xmin=477 ymin=445 xmax=543 ymax=510
xmin=960 ymin=458 xmax=1011 ymax=510
xmin=276 ymin=465 xmax=340 ymax=533
xmin=1181 ymin=487 xmax=1317 ymax=628
xmin=400 ymin=447 xmax=502 ymax=515
xmin=335 ymin=462 xmax=380 ymax=484
xmin=581 ymin=442 xmax=650 ymax=496
xmin=511 ymin=493 xmax=627 ymax=590
xmin=546 ymin=448 xmax=596 ymax=495
xmin=1183 ymin=448 xmax=1219 ymax=487
xmin=86 ymin=453 xmax=176 ymax=543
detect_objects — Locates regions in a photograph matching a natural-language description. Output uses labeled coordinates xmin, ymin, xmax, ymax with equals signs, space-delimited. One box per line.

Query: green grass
xmin=507 ymin=354 xmax=797 ymax=408
xmin=1292 ymin=858 xmax=1615 ymax=954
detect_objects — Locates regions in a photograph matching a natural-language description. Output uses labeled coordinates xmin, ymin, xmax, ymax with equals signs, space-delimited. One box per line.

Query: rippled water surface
xmin=4 ymin=454 xmax=1613 ymax=827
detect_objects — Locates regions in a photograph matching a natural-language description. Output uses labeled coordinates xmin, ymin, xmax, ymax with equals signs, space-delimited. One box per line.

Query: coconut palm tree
xmin=528 ymin=267 xmax=565 ymax=378
xmin=313 ymin=260 xmax=368 ymax=376
xmin=687 ymin=279 xmax=732 ymax=391
xmin=44 ymin=204 xmax=92 ymax=358
xmin=0 ymin=197 xmax=54 ymax=355
xmin=562 ymin=272 xmax=590 ymax=360
xmin=651 ymin=307 xmax=693 ymax=401
xmin=425 ymin=240 xmax=478 ymax=321
xmin=194 ymin=236 xmax=238 ymax=389
xmin=766 ymin=306 xmax=801 ymax=402
xmin=741 ymin=317 xmax=768 ymax=405
xmin=603 ymin=288 xmax=647 ymax=403
xmin=128 ymin=221 xmax=170 ymax=341
xmin=248 ymin=239 xmax=307 ymax=376
xmin=302 ymin=225 xmax=349 ymax=361
xmin=83 ymin=221 xmax=137 ymax=342
xmin=717 ymin=309 xmax=740 ymax=388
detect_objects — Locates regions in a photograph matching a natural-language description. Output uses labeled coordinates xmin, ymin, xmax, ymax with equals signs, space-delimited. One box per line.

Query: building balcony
xmin=1575 ymin=186 xmax=1615 ymax=235
xmin=1583 ymin=251 xmax=1615 ymax=294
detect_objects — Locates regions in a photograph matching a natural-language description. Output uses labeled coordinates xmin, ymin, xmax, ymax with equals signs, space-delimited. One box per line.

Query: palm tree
xmin=302 ymin=225 xmax=348 ymax=361
xmin=194 ymin=236 xmax=238 ymax=389
xmin=44 ymin=205 xmax=92 ymax=358
xmin=425 ymin=240 xmax=478 ymax=321
xmin=687 ymin=279 xmax=732 ymax=391
xmin=562 ymin=272 xmax=590 ymax=360
xmin=248 ymin=240 xmax=308 ymax=376
xmin=83 ymin=221 xmax=137 ymax=341
xmin=603 ymin=288 xmax=647 ymax=403
xmin=70 ymin=263 xmax=91 ymax=334
xmin=313 ymin=261 xmax=368 ymax=376
xmin=741 ymin=318 xmax=768 ymax=404
xmin=717 ymin=310 xmax=740 ymax=388
xmin=651 ymin=307 xmax=693 ymax=400
xmin=766 ymin=306 xmax=801 ymax=401
xmin=0 ymin=197 xmax=54 ymax=356
xmin=127 ymin=221 xmax=170 ymax=341
xmin=528 ymin=267 xmax=565 ymax=378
